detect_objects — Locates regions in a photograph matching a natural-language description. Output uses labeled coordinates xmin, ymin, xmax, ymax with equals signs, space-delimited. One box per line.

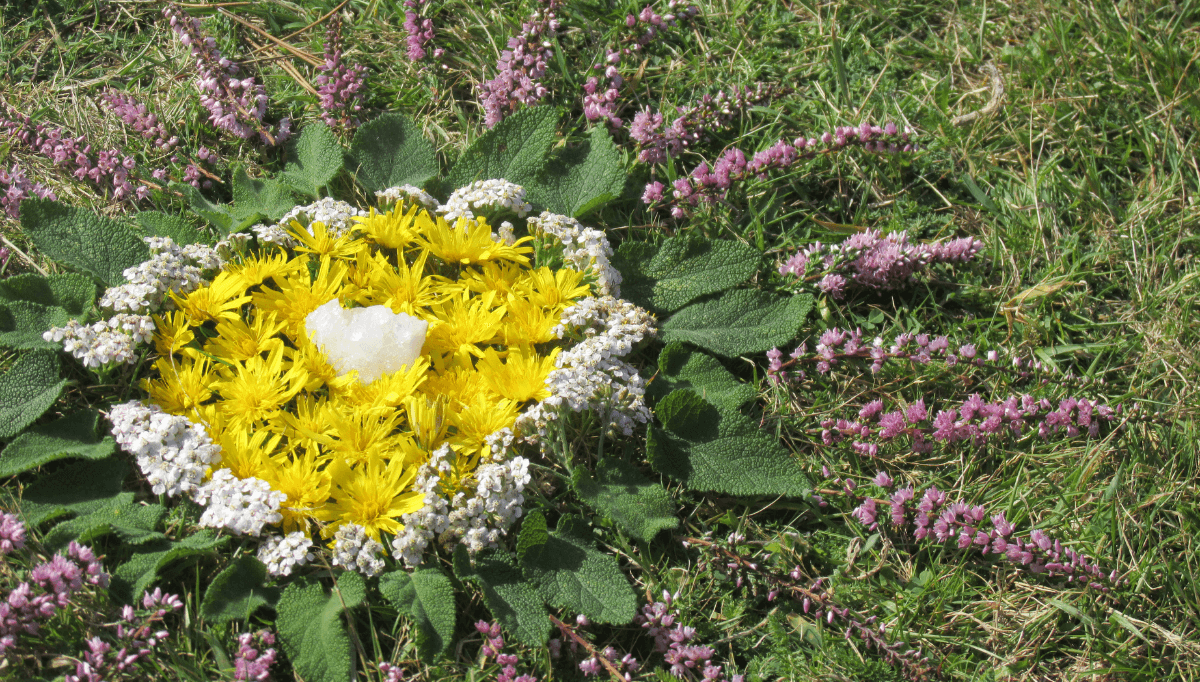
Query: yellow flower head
xmin=143 ymin=204 xmax=591 ymax=543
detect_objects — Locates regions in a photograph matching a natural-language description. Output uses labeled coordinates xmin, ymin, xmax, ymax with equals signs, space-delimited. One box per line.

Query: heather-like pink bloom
xmin=316 ymin=15 xmax=367 ymax=131
xmin=163 ymin=4 xmax=288 ymax=145
xmin=478 ymin=1 xmax=562 ymax=127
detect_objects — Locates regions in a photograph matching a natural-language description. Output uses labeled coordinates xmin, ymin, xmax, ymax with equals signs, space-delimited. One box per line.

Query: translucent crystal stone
xmin=304 ymin=299 xmax=427 ymax=383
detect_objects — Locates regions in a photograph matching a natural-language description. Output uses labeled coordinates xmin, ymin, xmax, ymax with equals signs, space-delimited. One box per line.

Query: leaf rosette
xmin=47 ymin=188 xmax=655 ymax=575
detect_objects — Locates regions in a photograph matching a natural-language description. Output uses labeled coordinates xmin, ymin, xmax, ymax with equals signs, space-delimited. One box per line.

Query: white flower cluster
xmin=99 ymin=237 xmax=222 ymax=314
xmin=518 ymin=296 xmax=656 ymax=440
xmin=390 ymin=445 xmax=453 ymax=568
xmin=438 ymin=179 xmax=532 ymax=222
xmin=251 ymin=197 xmax=367 ymax=247
xmin=44 ymin=314 xmax=155 ymax=368
xmin=527 ymin=211 xmax=622 ymax=296
xmin=390 ymin=437 xmax=532 ymax=567
xmin=376 ymin=184 xmax=438 ymax=211
xmin=194 ymin=469 xmax=286 ymax=536
xmin=257 ymin=532 xmax=315 ymax=577
xmin=331 ymin=524 xmax=386 ymax=577
xmin=107 ymin=400 xmax=222 ymax=498
xmin=45 ymin=236 xmax=228 ymax=368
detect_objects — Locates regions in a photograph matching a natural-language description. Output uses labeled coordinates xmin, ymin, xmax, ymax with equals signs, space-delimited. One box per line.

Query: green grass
xmin=1 ymin=0 xmax=1198 ymax=680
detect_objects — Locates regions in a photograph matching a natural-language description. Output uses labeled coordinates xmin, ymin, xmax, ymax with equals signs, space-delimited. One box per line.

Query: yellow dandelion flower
xmin=501 ymin=298 xmax=560 ymax=345
xmin=354 ymin=204 xmax=422 ymax=251
xmin=423 ymin=291 xmax=506 ymax=358
xmin=142 ymin=355 xmax=213 ymax=416
xmin=449 ymin=394 xmax=519 ymax=457
xmin=320 ymin=407 xmax=408 ymax=466
xmin=260 ymin=448 xmax=331 ymax=536
xmin=205 ymin=311 xmax=286 ymax=364
xmin=461 ymin=261 xmax=526 ymax=298
xmin=289 ymin=220 xmax=365 ymax=261
xmin=419 ymin=366 xmax=491 ymax=407
xmin=213 ymin=347 xmax=306 ymax=427
xmin=516 ymin=266 xmax=591 ymax=309
xmin=419 ymin=215 xmax=533 ymax=266
xmin=252 ymin=257 xmax=350 ymax=337
xmin=172 ymin=270 xmax=251 ymax=326
xmin=405 ymin=394 xmax=450 ymax=452
xmin=354 ymin=249 xmax=442 ymax=314
xmin=151 ymin=310 xmax=195 ymax=358
xmin=320 ymin=456 xmax=423 ymax=541
xmin=211 ymin=424 xmax=281 ymax=481
xmin=225 ymin=251 xmax=304 ymax=289
xmin=478 ymin=346 xmax=560 ymax=402
xmin=346 ymin=357 xmax=431 ymax=409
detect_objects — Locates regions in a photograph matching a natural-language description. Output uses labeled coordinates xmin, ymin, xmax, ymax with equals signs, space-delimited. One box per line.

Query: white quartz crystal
xmin=305 ymin=299 xmax=427 ymax=383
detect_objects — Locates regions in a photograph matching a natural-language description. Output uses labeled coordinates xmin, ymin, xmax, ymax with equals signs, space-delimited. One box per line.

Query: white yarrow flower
xmin=258 ymin=532 xmax=315 ymax=577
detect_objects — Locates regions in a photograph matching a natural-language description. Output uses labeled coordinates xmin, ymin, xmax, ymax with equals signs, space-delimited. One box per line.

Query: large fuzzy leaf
xmin=42 ymin=493 xmax=165 ymax=549
xmin=444 ymin=107 xmax=559 ymax=193
xmin=110 ymin=530 xmax=228 ymax=602
xmin=0 ymin=350 xmax=66 ymax=439
xmin=0 ymin=272 xmax=98 ymax=316
xmin=661 ymin=290 xmax=812 ymax=357
xmin=277 ymin=573 xmax=367 ymax=682
xmin=202 ymin=556 xmax=280 ymax=624
xmin=18 ymin=458 xmax=130 ymax=526
xmin=19 ymin=199 xmax=150 ymax=286
xmin=0 ymin=410 xmax=115 ymax=476
xmin=647 ymin=389 xmax=810 ymax=497
xmin=172 ymin=182 xmax=235 ymax=234
xmin=615 ymin=237 xmax=760 ymax=313
xmin=282 ymin=123 xmax=345 ymax=198
xmin=348 ymin=113 xmax=439 ymax=193
xmin=572 ymin=458 xmax=678 ymax=542
xmin=135 ymin=211 xmax=214 ymax=246
xmin=0 ymin=300 xmax=70 ymax=349
xmin=527 ymin=126 xmax=625 ymax=218
xmin=379 ymin=568 xmax=457 ymax=661
xmin=454 ymin=545 xmax=549 ymax=648
xmin=231 ymin=166 xmax=297 ymax=222
xmin=647 ymin=342 xmax=756 ymax=411
xmin=517 ymin=512 xmax=638 ymax=624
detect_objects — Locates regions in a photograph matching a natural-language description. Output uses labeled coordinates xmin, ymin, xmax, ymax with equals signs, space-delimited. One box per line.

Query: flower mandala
xmin=133 ymin=196 xmax=625 ymax=562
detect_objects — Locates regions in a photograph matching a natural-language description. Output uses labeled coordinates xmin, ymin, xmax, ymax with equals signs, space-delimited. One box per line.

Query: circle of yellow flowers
xmin=143 ymin=205 xmax=591 ymax=545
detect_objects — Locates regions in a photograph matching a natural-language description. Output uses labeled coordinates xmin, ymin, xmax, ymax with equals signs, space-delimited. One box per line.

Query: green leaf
xmin=282 ymin=123 xmax=345 ymax=198
xmin=517 ymin=512 xmax=638 ymax=624
xmin=0 ymin=272 xmax=98 ymax=316
xmin=444 ymin=107 xmax=559 ymax=193
xmin=379 ymin=568 xmax=456 ymax=661
xmin=0 ymin=350 xmax=66 ymax=439
xmin=348 ymin=113 xmax=439 ymax=193
xmin=111 ymin=530 xmax=229 ymax=602
xmin=453 ymin=545 xmax=549 ymax=648
xmin=135 ymin=211 xmax=214 ymax=246
xmin=0 ymin=410 xmax=115 ymax=476
xmin=172 ymin=182 xmax=235 ymax=234
xmin=647 ymin=389 xmax=810 ymax=497
xmin=231 ymin=166 xmax=297 ymax=222
xmin=19 ymin=199 xmax=151 ymax=286
xmin=572 ymin=458 xmax=678 ymax=542
xmin=527 ymin=126 xmax=625 ymax=218
xmin=647 ymin=342 xmax=756 ymax=411
xmin=17 ymin=458 xmax=130 ymax=525
xmin=615 ymin=236 xmax=760 ymax=313
xmin=661 ymin=290 xmax=813 ymax=357
xmin=0 ymin=300 xmax=70 ymax=349
xmin=277 ymin=573 xmax=366 ymax=682
xmin=42 ymin=493 xmax=165 ymax=550
xmin=202 ymin=556 xmax=280 ymax=624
